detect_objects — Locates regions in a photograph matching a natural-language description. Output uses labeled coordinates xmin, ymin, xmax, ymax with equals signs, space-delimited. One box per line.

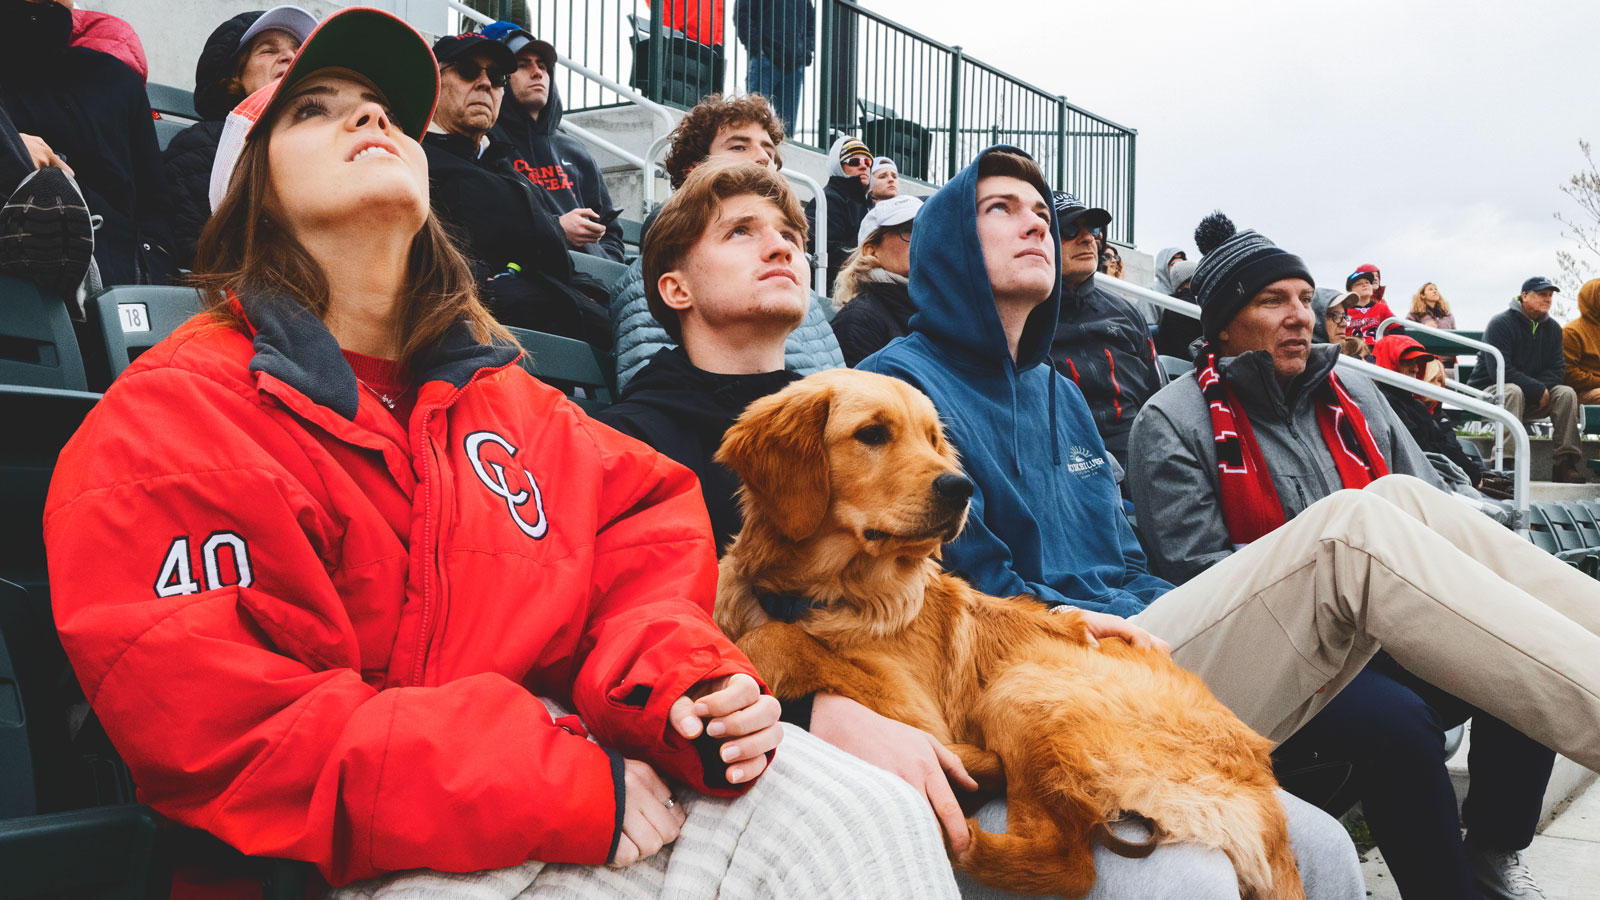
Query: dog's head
xmin=717 ymin=369 xmax=973 ymax=558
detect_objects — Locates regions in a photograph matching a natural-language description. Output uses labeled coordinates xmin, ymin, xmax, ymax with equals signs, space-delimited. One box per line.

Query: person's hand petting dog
xmin=668 ymin=672 xmax=783 ymax=784
xmin=808 ymin=693 xmax=980 ymax=856
xmin=1056 ymin=607 xmax=1172 ymax=655
xmin=611 ymin=758 xmax=685 ymax=867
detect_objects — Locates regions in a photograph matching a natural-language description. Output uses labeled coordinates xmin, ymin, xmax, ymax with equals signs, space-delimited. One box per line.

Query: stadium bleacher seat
xmin=505 ymin=326 xmax=614 ymax=413
xmin=1158 ymin=354 xmax=1190 ymax=381
xmin=626 ymin=15 xmax=724 ymax=108
xmin=93 ymin=286 xmax=206 ymax=380
xmin=569 ymin=250 xmax=630 ymax=296
xmin=147 ymin=83 xmax=198 ymax=154
xmin=0 ymin=276 xmax=89 ymax=392
xmin=858 ymin=101 xmax=932 ymax=182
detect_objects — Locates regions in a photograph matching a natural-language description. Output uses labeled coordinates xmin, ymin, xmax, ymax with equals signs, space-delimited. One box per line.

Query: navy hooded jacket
xmin=857 ymin=146 xmax=1171 ymax=617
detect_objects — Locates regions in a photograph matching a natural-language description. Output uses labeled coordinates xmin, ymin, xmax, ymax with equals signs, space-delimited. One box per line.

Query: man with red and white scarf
xmin=1129 ymin=212 xmax=1559 ymax=900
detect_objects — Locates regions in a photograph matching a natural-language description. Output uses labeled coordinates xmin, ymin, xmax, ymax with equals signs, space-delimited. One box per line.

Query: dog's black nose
xmin=933 ymin=473 xmax=974 ymax=504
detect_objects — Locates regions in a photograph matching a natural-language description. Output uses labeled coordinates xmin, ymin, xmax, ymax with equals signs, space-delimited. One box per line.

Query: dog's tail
xmin=960 ymin=803 xmax=1097 ymax=898
xmin=1240 ymin=792 xmax=1306 ymax=900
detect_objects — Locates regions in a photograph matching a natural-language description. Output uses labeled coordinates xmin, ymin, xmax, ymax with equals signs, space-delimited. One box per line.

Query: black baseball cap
xmin=1521 ymin=276 xmax=1559 ymax=294
xmin=432 ymin=33 xmax=515 ymax=73
xmin=1050 ymin=191 xmax=1112 ymax=232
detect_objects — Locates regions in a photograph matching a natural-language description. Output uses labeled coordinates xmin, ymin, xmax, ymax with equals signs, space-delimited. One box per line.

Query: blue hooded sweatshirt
xmin=857 ymin=146 xmax=1171 ymax=617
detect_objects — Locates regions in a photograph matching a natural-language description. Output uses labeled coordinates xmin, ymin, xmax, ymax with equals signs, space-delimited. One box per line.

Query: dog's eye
xmin=854 ymin=424 xmax=891 ymax=446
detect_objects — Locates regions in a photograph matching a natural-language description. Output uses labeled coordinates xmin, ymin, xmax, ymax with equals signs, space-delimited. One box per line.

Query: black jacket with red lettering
xmin=493 ymin=83 xmax=625 ymax=262
xmin=1049 ymin=272 xmax=1165 ymax=468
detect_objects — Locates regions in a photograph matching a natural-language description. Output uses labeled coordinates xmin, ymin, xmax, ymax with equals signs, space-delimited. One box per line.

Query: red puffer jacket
xmin=44 ymin=294 xmax=762 ymax=893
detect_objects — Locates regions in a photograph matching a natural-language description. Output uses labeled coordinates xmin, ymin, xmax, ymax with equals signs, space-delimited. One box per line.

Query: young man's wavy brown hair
xmin=643 ymin=159 xmax=810 ymax=341
xmin=663 ymin=93 xmax=786 ymax=189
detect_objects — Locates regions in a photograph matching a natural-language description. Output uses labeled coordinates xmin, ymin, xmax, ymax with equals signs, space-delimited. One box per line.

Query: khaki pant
xmin=1490 ymin=383 xmax=1582 ymax=463
xmin=1131 ymin=475 xmax=1600 ymax=771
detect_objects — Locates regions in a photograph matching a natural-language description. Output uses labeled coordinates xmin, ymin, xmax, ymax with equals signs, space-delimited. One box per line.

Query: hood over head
xmin=1153 ymin=247 xmax=1185 ymax=292
xmin=1580 ymin=278 xmax=1600 ymax=323
xmin=194 ymin=12 xmax=263 ymax=120
xmin=1311 ymin=287 xmax=1354 ymax=342
xmin=907 ymin=145 xmax=1061 ymax=373
xmin=826 ymin=134 xmax=871 ymax=178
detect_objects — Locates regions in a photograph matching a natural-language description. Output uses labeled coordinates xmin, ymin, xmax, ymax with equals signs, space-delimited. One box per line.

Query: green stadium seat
xmin=505 ymin=327 xmax=614 ymax=414
xmin=0 ymin=276 xmax=87 ymax=392
xmin=1158 ymin=355 xmax=1191 ymax=381
xmin=92 ymin=286 xmax=206 ymax=381
xmin=618 ymin=217 xmax=644 ymax=251
xmin=146 ymin=83 xmax=197 ymax=120
xmin=1526 ymin=505 xmax=1561 ymax=555
xmin=1584 ymin=405 xmax=1600 ymax=434
xmin=569 ymin=250 xmax=630 ymax=295
xmin=1560 ymin=501 xmax=1600 ymax=548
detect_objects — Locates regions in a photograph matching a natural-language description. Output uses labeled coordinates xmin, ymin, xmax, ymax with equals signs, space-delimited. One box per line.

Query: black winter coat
xmin=161 ymin=11 xmax=263 ymax=270
xmin=816 ymin=173 xmax=869 ymax=287
xmin=1470 ymin=300 xmax=1565 ymax=401
xmin=833 ymin=277 xmax=913 ymax=367
xmin=1 ymin=20 xmax=173 ymax=286
xmin=1378 ymin=383 xmax=1482 ymax=486
xmin=422 ymin=130 xmax=611 ymax=349
xmin=596 ymin=347 xmax=800 ymax=552
xmin=1050 ymin=273 xmax=1165 ymax=467
xmin=732 ymin=0 xmax=815 ymax=67
xmin=492 ymin=82 xmax=625 ymax=262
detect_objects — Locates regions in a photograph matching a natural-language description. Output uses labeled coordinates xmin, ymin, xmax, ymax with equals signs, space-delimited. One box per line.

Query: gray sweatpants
xmin=956 ymin=791 xmax=1362 ymax=900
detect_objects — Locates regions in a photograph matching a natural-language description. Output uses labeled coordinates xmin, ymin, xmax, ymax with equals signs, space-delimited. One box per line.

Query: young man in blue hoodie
xmin=856 ymin=146 xmax=1600 ymax=897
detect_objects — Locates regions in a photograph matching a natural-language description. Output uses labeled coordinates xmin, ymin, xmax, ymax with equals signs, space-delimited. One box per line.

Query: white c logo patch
xmin=464 ymin=430 xmax=549 ymax=539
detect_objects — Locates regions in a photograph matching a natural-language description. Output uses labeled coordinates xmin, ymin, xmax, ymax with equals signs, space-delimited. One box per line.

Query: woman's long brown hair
xmin=189 ymin=119 xmax=513 ymax=372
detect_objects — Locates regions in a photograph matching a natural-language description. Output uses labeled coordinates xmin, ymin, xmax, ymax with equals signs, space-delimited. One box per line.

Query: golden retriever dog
xmin=714 ymin=369 xmax=1303 ymax=900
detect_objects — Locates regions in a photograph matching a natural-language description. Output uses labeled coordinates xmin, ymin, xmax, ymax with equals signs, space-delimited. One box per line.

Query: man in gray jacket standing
xmin=1129 ymin=212 xmax=1560 ymax=900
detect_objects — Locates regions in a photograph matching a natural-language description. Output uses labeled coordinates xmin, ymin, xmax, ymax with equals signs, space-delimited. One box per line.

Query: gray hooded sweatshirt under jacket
xmin=1127 ymin=343 xmax=1446 ymax=585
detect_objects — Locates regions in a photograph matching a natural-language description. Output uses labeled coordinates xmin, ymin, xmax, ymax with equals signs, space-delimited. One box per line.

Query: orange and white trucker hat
xmin=208 ymin=6 xmax=440 ymax=212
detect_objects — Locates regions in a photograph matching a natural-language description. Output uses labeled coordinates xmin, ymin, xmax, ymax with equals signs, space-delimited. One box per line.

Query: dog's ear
xmin=717 ymin=379 xmax=833 ymax=542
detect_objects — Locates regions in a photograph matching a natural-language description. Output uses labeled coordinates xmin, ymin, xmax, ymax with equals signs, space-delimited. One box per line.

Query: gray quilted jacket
xmin=609 ymin=255 xmax=844 ymax=389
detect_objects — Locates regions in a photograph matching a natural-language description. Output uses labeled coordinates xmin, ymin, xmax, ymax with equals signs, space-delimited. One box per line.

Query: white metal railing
xmin=436 ymin=0 xmax=828 ymax=292
xmin=1377 ymin=317 xmax=1507 ymax=469
xmin=1099 ymin=275 xmax=1530 ymax=527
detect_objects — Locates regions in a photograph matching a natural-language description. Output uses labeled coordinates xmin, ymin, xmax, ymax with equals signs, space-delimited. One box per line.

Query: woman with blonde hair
xmin=830 ymin=194 xmax=920 ymax=365
xmin=1407 ymin=282 xmax=1456 ymax=330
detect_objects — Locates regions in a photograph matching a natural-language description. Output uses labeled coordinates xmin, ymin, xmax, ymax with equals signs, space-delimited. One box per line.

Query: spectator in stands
xmin=68 ymin=4 xmax=146 ymax=83
xmin=1373 ymin=334 xmax=1483 ymax=488
xmin=1130 ymin=215 xmax=1565 ymax=900
xmin=858 ymin=149 xmax=1600 ymax=899
xmin=598 ymin=161 xmax=808 ymax=551
xmin=1152 ymin=247 xmax=1187 ymax=294
xmin=482 ymin=21 xmax=626 ymax=263
xmin=610 ymin=93 xmax=842 ymax=389
xmin=1132 ymin=246 xmax=1187 ymax=330
xmin=867 ymin=155 xmax=899 ymax=201
xmin=821 ymin=134 xmax=873 ymax=288
xmin=165 ymin=6 xmax=317 ymax=270
xmin=1563 ymin=277 xmax=1600 ymax=404
xmin=1 ymin=0 xmax=174 ymax=286
xmin=421 ymin=32 xmax=610 ymax=348
xmin=44 ymin=11 xmax=955 ymax=897
xmin=1153 ymin=258 xmax=1202 ymax=360
xmin=1312 ymin=287 xmax=1371 ymax=360
xmin=1470 ymin=276 xmax=1585 ymax=483
xmin=1344 ymin=264 xmax=1398 ymax=347
xmin=1407 ymin=281 xmax=1456 ymax=330
xmin=733 ymin=0 xmax=814 ymax=135
xmin=830 ymin=195 xmax=919 ymax=366
xmin=1048 ymin=191 xmax=1163 ymax=470
xmin=1097 ymin=242 xmax=1125 ymax=279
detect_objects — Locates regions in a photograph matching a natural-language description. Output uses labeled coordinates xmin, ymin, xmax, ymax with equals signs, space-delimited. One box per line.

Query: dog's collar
xmin=755 ymin=589 xmax=828 ymax=622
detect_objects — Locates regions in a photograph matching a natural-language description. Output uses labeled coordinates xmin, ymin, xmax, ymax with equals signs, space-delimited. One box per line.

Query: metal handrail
xmin=1377 ymin=317 xmax=1507 ymax=469
xmin=1098 ymin=274 xmax=1530 ymax=526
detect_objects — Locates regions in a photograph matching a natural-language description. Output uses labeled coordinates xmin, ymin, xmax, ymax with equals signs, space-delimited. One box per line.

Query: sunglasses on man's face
xmin=842 ymin=155 xmax=872 ymax=168
xmin=1061 ymin=222 xmax=1104 ymax=241
xmin=449 ymin=60 xmax=510 ymax=88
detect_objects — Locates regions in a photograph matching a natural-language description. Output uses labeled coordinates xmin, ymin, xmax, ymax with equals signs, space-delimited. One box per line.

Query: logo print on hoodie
xmin=465 ymin=431 xmax=549 ymax=539
xmin=1066 ymin=445 xmax=1106 ymax=479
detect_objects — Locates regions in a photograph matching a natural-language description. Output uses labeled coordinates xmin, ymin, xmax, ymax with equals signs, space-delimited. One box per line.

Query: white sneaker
xmin=1466 ymin=845 xmax=1549 ymax=900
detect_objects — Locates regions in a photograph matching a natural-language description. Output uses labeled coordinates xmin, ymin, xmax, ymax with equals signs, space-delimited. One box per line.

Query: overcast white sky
xmin=867 ymin=0 xmax=1599 ymax=326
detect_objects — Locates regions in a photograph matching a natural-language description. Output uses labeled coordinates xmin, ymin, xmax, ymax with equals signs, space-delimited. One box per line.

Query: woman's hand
xmin=609 ymin=759 xmax=685 ymax=867
xmin=20 ymin=133 xmax=72 ymax=177
xmin=1058 ymin=607 xmax=1172 ymax=655
xmin=669 ymin=672 xmax=783 ymax=784
xmin=808 ymin=693 xmax=979 ymax=855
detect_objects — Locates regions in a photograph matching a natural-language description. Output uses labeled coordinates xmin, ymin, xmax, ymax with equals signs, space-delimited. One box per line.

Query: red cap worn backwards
xmin=208 ymin=6 xmax=439 ymax=211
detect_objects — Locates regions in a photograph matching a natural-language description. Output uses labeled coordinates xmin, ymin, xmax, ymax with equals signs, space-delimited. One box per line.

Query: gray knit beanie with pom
xmin=1190 ymin=211 xmax=1314 ymax=342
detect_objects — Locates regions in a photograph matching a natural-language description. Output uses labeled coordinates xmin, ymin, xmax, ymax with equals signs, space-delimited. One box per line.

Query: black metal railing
xmin=500 ymin=0 xmax=1137 ymax=243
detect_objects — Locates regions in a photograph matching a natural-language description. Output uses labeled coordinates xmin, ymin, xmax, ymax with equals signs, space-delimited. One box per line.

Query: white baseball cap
xmin=856 ymin=194 xmax=922 ymax=248
xmin=237 ymin=5 xmax=319 ymax=51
